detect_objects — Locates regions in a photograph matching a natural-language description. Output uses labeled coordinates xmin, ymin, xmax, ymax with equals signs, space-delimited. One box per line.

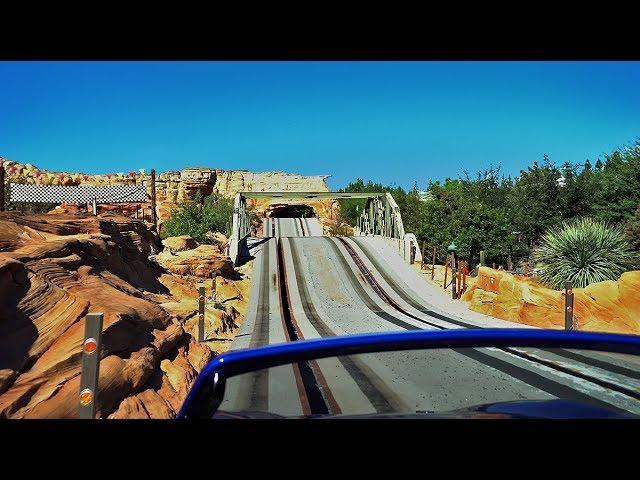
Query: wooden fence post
xmin=443 ymin=258 xmax=449 ymax=289
xmin=0 ymin=164 xmax=5 ymax=212
xmin=451 ymin=253 xmax=457 ymax=300
xmin=151 ymin=169 xmax=157 ymax=230
xmin=462 ymin=261 xmax=467 ymax=296
xmin=431 ymin=247 xmax=436 ymax=280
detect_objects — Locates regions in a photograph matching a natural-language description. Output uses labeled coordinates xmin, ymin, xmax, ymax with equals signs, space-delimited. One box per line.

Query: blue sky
xmin=1 ymin=61 xmax=639 ymax=190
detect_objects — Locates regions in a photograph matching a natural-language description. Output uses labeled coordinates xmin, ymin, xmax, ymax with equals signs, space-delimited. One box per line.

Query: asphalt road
xmin=221 ymin=218 xmax=640 ymax=417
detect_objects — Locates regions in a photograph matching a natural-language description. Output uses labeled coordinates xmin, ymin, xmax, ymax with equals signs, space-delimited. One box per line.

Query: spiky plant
xmin=533 ymin=217 xmax=638 ymax=289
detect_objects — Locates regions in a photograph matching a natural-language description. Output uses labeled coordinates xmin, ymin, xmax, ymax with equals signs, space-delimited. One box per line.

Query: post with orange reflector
xmin=198 ymin=284 xmax=205 ymax=342
xmin=564 ymin=280 xmax=574 ymax=331
xmin=79 ymin=312 xmax=103 ymax=419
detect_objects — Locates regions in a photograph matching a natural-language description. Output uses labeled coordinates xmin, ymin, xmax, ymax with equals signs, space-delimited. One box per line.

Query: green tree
xmin=161 ymin=192 xmax=234 ymax=243
xmin=337 ymin=139 xmax=640 ymax=271
xmin=625 ymin=204 xmax=640 ymax=252
xmin=337 ymin=178 xmax=391 ymax=226
xmin=509 ymin=155 xmax=563 ymax=250
xmin=590 ymin=141 xmax=640 ymax=225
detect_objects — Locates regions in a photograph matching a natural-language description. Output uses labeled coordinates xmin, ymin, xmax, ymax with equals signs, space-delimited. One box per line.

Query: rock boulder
xmin=162 ymin=235 xmax=200 ymax=252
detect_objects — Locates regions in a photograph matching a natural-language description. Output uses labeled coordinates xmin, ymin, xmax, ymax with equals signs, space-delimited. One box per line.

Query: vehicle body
xmin=178 ymin=329 xmax=640 ymax=419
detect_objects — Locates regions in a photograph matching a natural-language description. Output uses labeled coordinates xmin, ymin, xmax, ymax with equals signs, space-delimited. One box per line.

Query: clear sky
xmin=1 ymin=61 xmax=639 ymax=190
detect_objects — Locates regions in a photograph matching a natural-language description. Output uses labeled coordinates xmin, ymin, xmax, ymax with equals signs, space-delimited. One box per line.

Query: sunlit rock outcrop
xmin=0 ymin=212 xmax=252 ymax=418
xmin=462 ymin=266 xmax=640 ymax=334
xmin=1 ymin=158 xmax=333 ymax=230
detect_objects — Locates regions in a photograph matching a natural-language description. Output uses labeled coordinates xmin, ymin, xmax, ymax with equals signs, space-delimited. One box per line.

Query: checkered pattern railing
xmin=9 ymin=183 xmax=148 ymax=203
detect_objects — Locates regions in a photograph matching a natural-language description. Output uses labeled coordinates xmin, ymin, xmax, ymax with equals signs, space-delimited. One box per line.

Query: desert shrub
xmin=327 ymin=214 xmax=353 ymax=236
xmin=533 ymin=217 xmax=638 ymax=289
xmin=161 ymin=193 xmax=234 ymax=243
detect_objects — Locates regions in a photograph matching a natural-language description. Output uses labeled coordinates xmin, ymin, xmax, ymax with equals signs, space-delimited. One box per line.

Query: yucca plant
xmin=533 ymin=217 xmax=638 ymax=289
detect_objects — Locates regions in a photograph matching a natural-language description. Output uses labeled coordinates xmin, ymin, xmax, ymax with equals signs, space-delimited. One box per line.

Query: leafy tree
xmin=161 ymin=192 xmax=234 ymax=243
xmin=625 ymin=204 xmax=640 ymax=252
xmin=508 ymin=155 xmax=563 ymax=250
xmin=337 ymin=140 xmax=640 ymax=275
xmin=337 ymin=178 xmax=390 ymax=226
xmin=590 ymin=141 xmax=640 ymax=225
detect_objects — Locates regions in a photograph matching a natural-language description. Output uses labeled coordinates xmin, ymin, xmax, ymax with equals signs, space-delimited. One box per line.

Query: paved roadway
xmin=221 ymin=218 xmax=640 ymax=417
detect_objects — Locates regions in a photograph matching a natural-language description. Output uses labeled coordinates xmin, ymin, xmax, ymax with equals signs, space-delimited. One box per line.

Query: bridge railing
xmin=356 ymin=192 xmax=422 ymax=265
xmin=227 ymin=190 xmax=422 ymax=265
xmin=228 ymin=193 xmax=251 ymax=266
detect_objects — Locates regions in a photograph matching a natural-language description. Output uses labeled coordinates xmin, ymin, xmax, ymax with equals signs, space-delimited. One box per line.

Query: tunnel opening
xmin=269 ymin=204 xmax=316 ymax=218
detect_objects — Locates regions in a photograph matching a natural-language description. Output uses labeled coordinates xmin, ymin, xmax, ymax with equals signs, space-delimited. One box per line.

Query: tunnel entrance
xmin=269 ymin=204 xmax=316 ymax=218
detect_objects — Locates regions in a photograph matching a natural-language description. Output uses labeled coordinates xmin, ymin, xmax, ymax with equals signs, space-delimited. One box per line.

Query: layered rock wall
xmin=0 ymin=212 xmax=250 ymax=418
xmin=463 ymin=266 xmax=640 ymax=334
xmin=1 ymin=158 xmax=332 ymax=227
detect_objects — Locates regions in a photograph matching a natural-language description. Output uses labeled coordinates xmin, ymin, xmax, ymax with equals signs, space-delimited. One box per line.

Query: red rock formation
xmin=0 ymin=212 xmax=250 ymax=418
xmin=2 ymin=157 xmax=332 ymax=229
xmin=155 ymin=244 xmax=235 ymax=278
xmin=463 ymin=266 xmax=640 ymax=334
xmin=162 ymin=235 xmax=200 ymax=252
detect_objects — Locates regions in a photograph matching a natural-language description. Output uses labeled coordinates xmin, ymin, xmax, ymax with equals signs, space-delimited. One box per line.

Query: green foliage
xmin=213 ymin=301 xmax=226 ymax=310
xmin=590 ymin=142 xmax=640 ymax=225
xmin=160 ymin=192 xmax=234 ymax=243
xmin=625 ymin=205 xmax=640 ymax=252
xmin=533 ymin=217 xmax=637 ymax=289
xmin=338 ymin=139 xmax=640 ymax=273
xmin=327 ymin=213 xmax=354 ymax=236
xmin=337 ymin=178 xmax=391 ymax=226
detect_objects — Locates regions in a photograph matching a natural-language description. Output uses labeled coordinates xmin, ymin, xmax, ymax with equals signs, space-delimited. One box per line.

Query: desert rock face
xmin=1 ymin=158 xmax=332 ymax=231
xmin=0 ymin=212 xmax=252 ymax=418
xmin=155 ymin=244 xmax=236 ymax=278
xmin=463 ymin=266 xmax=640 ymax=334
xmin=162 ymin=235 xmax=200 ymax=253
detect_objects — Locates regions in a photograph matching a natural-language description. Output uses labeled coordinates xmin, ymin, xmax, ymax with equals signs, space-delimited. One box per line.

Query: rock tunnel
xmin=268 ymin=203 xmax=316 ymax=218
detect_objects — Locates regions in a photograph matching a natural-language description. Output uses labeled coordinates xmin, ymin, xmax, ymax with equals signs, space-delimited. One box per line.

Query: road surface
xmin=221 ymin=218 xmax=640 ymax=417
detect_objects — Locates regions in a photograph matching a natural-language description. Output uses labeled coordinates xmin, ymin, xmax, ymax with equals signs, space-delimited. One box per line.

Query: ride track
xmin=218 ymin=217 xmax=640 ymax=417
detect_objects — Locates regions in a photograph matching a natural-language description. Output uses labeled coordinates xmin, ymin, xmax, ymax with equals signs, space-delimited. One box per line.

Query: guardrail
xmin=228 ymin=193 xmax=251 ymax=266
xmin=226 ymin=190 xmax=422 ymax=265
xmin=356 ymin=192 xmax=422 ymax=264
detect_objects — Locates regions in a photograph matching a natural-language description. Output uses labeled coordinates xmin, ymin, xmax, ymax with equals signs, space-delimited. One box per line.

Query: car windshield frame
xmin=177 ymin=328 xmax=640 ymax=419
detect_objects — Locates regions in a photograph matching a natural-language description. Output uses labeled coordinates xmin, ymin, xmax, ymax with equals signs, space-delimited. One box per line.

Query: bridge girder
xmin=239 ymin=191 xmax=385 ymax=200
xmin=228 ymin=191 xmax=421 ymax=266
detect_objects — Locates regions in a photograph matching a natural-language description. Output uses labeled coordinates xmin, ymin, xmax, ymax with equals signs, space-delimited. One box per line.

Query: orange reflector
xmin=83 ymin=338 xmax=97 ymax=354
xmin=79 ymin=388 xmax=93 ymax=406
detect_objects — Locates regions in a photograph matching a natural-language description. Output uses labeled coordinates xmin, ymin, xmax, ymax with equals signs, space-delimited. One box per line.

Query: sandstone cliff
xmin=0 ymin=212 xmax=251 ymax=418
xmin=463 ymin=266 xmax=640 ymax=334
xmin=1 ymin=158 xmax=332 ymax=229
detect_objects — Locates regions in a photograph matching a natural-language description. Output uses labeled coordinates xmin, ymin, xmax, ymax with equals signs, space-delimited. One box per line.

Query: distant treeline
xmin=338 ymin=139 xmax=640 ymax=267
